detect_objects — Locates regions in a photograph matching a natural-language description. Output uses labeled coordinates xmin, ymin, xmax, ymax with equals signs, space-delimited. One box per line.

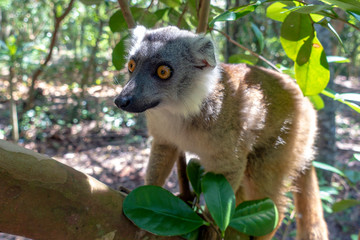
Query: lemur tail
xmin=293 ymin=165 xmax=329 ymax=240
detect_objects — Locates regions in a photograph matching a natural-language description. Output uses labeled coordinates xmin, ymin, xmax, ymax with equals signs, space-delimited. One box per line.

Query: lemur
xmin=114 ymin=26 xmax=328 ymax=240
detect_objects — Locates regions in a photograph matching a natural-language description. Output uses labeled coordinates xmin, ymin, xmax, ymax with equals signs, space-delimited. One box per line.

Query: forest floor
xmin=0 ymin=75 xmax=359 ymax=240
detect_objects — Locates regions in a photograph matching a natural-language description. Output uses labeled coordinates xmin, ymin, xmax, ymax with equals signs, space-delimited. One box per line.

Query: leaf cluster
xmin=123 ymin=159 xmax=278 ymax=239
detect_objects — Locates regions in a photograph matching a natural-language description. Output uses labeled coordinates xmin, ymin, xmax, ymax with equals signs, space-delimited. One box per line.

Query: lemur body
xmin=114 ymin=26 xmax=328 ymax=239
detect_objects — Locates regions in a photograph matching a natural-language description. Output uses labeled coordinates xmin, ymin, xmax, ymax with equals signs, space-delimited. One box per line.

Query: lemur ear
xmin=192 ymin=36 xmax=217 ymax=69
xmin=128 ymin=25 xmax=147 ymax=56
xmin=131 ymin=25 xmax=146 ymax=44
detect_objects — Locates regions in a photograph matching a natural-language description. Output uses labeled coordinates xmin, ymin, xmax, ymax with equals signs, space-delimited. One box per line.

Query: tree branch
xmin=0 ymin=140 xmax=181 ymax=240
xmin=211 ymin=28 xmax=280 ymax=72
xmin=26 ymin=0 xmax=75 ymax=111
xmin=117 ymin=0 xmax=136 ymax=29
xmin=197 ymin=0 xmax=210 ymax=33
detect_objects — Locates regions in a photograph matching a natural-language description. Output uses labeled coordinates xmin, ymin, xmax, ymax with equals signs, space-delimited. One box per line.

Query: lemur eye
xmin=157 ymin=65 xmax=171 ymax=80
xmin=128 ymin=59 xmax=136 ymax=73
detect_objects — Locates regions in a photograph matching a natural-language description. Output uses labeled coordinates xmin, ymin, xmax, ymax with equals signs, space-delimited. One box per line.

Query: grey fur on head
xmin=117 ymin=26 xmax=220 ymax=117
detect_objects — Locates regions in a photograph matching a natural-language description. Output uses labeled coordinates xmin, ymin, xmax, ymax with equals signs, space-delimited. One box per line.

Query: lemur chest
xmin=146 ymin=112 xmax=215 ymax=157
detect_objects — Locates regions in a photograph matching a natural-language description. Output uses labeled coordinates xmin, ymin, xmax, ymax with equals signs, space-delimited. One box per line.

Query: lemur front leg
xmin=145 ymin=140 xmax=179 ymax=186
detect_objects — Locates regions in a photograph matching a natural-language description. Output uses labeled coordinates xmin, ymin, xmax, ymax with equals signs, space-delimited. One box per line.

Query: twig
xmin=195 ymin=203 xmax=222 ymax=238
xmin=177 ymin=1 xmax=189 ymax=28
xmin=211 ymin=28 xmax=280 ymax=72
xmin=117 ymin=0 xmax=136 ymax=29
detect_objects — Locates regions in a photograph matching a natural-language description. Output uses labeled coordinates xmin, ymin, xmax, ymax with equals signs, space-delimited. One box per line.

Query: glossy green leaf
xmin=327 ymin=56 xmax=350 ymax=63
xmin=295 ymin=35 xmax=330 ymax=96
xmin=318 ymin=0 xmax=360 ymax=15
xmin=209 ymin=2 xmax=262 ymax=26
xmin=266 ymin=1 xmax=298 ymax=22
xmin=344 ymin=169 xmax=360 ymax=183
xmin=112 ymin=35 xmax=128 ymax=70
xmin=332 ymin=199 xmax=360 ymax=212
xmin=322 ymin=89 xmax=360 ymax=113
xmin=186 ymin=158 xmax=205 ymax=196
xmin=123 ymin=185 xmax=207 ymax=236
xmin=159 ymin=0 xmax=181 ymax=9
xmin=308 ymin=95 xmax=324 ymax=110
xmin=202 ymin=173 xmax=235 ymax=233
xmin=79 ymin=0 xmax=103 ymax=5
xmin=337 ymin=93 xmax=360 ymax=102
xmin=293 ymin=4 xmax=332 ymax=14
xmin=349 ymin=11 xmax=360 ymax=22
xmin=109 ymin=10 xmax=128 ymax=33
xmin=229 ymin=198 xmax=278 ymax=236
xmin=181 ymin=228 xmax=200 ymax=240
xmin=251 ymin=23 xmax=264 ymax=53
xmin=280 ymin=12 xmax=313 ymax=61
xmin=320 ymin=21 xmax=345 ymax=51
xmin=312 ymin=161 xmax=346 ymax=177
xmin=352 ymin=153 xmax=360 ymax=162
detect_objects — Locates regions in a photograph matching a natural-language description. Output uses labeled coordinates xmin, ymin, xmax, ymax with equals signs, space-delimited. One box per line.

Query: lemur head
xmin=114 ymin=26 xmax=220 ymax=117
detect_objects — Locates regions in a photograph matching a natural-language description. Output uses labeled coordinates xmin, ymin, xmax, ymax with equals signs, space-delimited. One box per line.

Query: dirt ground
xmin=0 ymin=75 xmax=359 ymax=240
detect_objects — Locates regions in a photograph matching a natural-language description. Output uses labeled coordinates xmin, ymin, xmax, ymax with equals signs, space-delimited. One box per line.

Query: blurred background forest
xmin=0 ymin=0 xmax=359 ymax=239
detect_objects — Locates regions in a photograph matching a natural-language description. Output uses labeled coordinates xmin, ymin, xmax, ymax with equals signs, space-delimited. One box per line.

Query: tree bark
xmin=196 ymin=0 xmax=210 ymax=33
xmin=117 ymin=0 xmax=136 ymax=29
xmin=0 ymin=140 xmax=181 ymax=240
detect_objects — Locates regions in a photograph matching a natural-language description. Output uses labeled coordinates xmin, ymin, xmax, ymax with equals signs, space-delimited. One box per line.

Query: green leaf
xmin=209 ymin=2 xmax=262 ymax=26
xmin=322 ymin=89 xmax=360 ymax=113
xmin=280 ymin=12 xmax=313 ymax=61
xmin=229 ymin=198 xmax=278 ymax=237
xmin=186 ymin=159 xmax=205 ymax=196
xmin=266 ymin=1 xmax=298 ymax=22
xmin=112 ymin=35 xmax=128 ymax=70
xmin=344 ymin=169 xmax=360 ymax=183
xmin=228 ymin=54 xmax=258 ymax=65
xmin=349 ymin=11 xmax=360 ymax=22
xmin=294 ymin=35 xmax=330 ymax=95
xmin=109 ymin=10 xmax=127 ymax=33
xmin=327 ymin=56 xmax=350 ymax=63
xmin=320 ymin=21 xmax=346 ymax=51
xmin=337 ymin=93 xmax=360 ymax=102
xmin=251 ymin=23 xmax=264 ymax=53
xmin=79 ymin=0 xmax=103 ymax=5
xmin=318 ymin=0 xmax=360 ymax=15
xmin=332 ymin=199 xmax=360 ymax=212
xmin=308 ymin=95 xmax=324 ymax=110
xmin=123 ymin=185 xmax=207 ymax=236
xmin=352 ymin=153 xmax=360 ymax=162
xmin=181 ymin=228 xmax=200 ymax=240
xmin=292 ymin=4 xmax=332 ymax=14
xmin=159 ymin=0 xmax=181 ymax=9
xmin=202 ymin=173 xmax=235 ymax=233
xmin=312 ymin=161 xmax=346 ymax=177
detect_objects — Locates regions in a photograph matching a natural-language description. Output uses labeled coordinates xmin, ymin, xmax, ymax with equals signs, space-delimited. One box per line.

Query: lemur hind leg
xmin=293 ymin=166 xmax=328 ymax=240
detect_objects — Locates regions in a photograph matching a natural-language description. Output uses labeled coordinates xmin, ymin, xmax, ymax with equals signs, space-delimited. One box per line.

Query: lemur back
xmin=114 ymin=26 xmax=328 ymax=240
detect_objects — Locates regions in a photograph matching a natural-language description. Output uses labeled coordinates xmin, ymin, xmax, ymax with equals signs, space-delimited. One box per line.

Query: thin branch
xmin=197 ymin=0 xmax=211 ymax=33
xmin=117 ymin=0 xmax=136 ymax=29
xmin=211 ymin=28 xmax=280 ymax=72
xmin=177 ymin=1 xmax=189 ymax=28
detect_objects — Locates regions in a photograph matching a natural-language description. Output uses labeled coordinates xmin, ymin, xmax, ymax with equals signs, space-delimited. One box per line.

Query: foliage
xmin=123 ymin=159 xmax=278 ymax=239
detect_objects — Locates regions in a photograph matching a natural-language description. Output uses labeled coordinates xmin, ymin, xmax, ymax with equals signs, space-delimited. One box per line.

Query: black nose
xmin=114 ymin=96 xmax=132 ymax=109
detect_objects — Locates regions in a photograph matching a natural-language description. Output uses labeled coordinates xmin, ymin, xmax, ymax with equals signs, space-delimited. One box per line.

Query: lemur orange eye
xmin=128 ymin=59 xmax=136 ymax=73
xmin=157 ymin=65 xmax=171 ymax=80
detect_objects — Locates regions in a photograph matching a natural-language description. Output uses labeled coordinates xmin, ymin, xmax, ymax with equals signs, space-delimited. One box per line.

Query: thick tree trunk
xmin=0 ymin=140 xmax=181 ymax=240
